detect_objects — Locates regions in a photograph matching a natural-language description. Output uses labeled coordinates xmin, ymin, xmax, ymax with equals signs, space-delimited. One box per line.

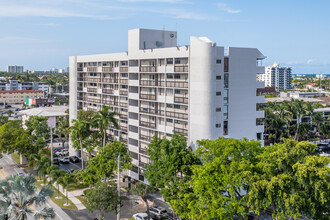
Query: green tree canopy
xmin=85 ymin=181 xmax=121 ymax=220
xmin=25 ymin=115 xmax=50 ymax=139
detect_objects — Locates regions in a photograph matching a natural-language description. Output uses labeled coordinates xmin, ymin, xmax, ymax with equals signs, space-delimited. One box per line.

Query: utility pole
xmin=50 ymin=128 xmax=53 ymax=165
xmin=117 ymin=154 xmax=121 ymax=220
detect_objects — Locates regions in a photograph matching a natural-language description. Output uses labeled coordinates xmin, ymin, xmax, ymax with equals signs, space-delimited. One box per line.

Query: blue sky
xmin=0 ymin=0 xmax=330 ymax=74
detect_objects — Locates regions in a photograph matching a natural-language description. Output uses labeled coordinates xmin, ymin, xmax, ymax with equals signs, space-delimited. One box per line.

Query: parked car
xmin=69 ymin=156 xmax=80 ymax=163
xmin=318 ymin=143 xmax=330 ymax=151
xmin=133 ymin=213 xmax=153 ymax=220
xmin=53 ymin=157 xmax=60 ymax=165
xmin=149 ymin=207 xmax=168 ymax=219
xmin=60 ymin=150 xmax=69 ymax=156
xmin=60 ymin=157 xmax=70 ymax=164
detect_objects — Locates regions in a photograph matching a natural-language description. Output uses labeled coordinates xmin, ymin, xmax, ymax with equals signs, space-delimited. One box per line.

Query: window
xmin=167 ymin=74 xmax=173 ymax=79
xmin=216 ymin=75 xmax=221 ymax=80
xmin=175 ymin=58 xmax=181 ymax=64
xmin=224 ymin=57 xmax=229 ymax=72
xmin=216 ymin=108 xmax=221 ymax=112
xmin=224 ymin=73 xmax=229 ymax=88
xmin=216 ymin=91 xmax=221 ymax=96
xmin=167 ymin=58 xmax=173 ymax=65
xmin=174 ymin=74 xmax=180 ymax=79
xmin=216 ymin=123 xmax=221 ymax=128
xmin=216 ymin=59 xmax=221 ymax=64
xmin=257 ymin=133 xmax=262 ymax=140
xmin=223 ymin=121 xmax=228 ymax=135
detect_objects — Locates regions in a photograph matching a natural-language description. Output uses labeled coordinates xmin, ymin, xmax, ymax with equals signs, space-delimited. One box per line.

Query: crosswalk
xmin=0 ymin=167 xmax=8 ymax=179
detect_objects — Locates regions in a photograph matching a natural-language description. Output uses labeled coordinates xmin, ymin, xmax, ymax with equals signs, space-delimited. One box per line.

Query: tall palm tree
xmin=35 ymin=156 xmax=51 ymax=184
xmin=46 ymin=165 xmax=59 ymax=185
xmin=70 ymin=119 xmax=90 ymax=169
xmin=93 ymin=106 xmax=118 ymax=147
xmin=312 ymin=112 xmax=324 ymax=133
xmin=292 ymin=99 xmax=308 ymax=140
xmin=57 ymin=173 xmax=76 ymax=206
xmin=0 ymin=174 xmax=55 ymax=220
xmin=278 ymin=103 xmax=293 ymax=138
xmin=55 ymin=116 xmax=70 ymax=148
xmin=50 ymin=169 xmax=66 ymax=199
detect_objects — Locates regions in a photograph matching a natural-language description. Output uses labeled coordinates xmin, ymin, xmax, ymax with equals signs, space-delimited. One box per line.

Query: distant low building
xmin=0 ymin=90 xmax=44 ymax=104
xmin=265 ymin=97 xmax=323 ymax=105
xmin=280 ymin=91 xmax=330 ymax=98
xmin=257 ymin=87 xmax=276 ymax=95
xmin=0 ymin=78 xmax=49 ymax=96
xmin=20 ymin=105 xmax=68 ymax=129
xmin=26 ymin=97 xmax=55 ymax=107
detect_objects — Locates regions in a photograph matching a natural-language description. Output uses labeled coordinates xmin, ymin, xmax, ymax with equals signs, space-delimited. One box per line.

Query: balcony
xmin=174 ymin=65 xmax=189 ymax=72
xmin=174 ymin=127 xmax=188 ymax=136
xmin=86 ymin=98 xmax=101 ymax=104
xmin=166 ymin=111 xmax=188 ymax=120
xmin=140 ymin=107 xmax=164 ymax=116
xmin=77 ymin=67 xmax=83 ymax=72
xmin=174 ymin=96 xmax=188 ymax=104
xmin=140 ymin=66 xmax=156 ymax=72
xmin=120 ymin=79 xmax=128 ymax=84
xmin=120 ymin=67 xmax=128 ymax=72
xmin=87 ymin=67 xmax=97 ymax=72
xmin=102 ymin=89 xmax=113 ymax=94
xmin=77 ymin=87 xmax=83 ymax=91
xmin=139 ymin=121 xmax=156 ymax=129
xmin=103 ymin=100 xmax=117 ymax=106
xmin=120 ymin=90 xmax=128 ymax=96
xmin=87 ymin=78 xmax=101 ymax=83
xmin=140 ymin=134 xmax=152 ymax=142
xmin=77 ymin=96 xmax=84 ymax=101
xmin=120 ymin=114 xmax=128 ymax=120
xmin=140 ymin=94 xmax=156 ymax=100
xmin=77 ymin=77 xmax=85 ymax=81
xmin=102 ymin=67 xmax=114 ymax=72
xmin=120 ymin=102 xmax=128 ymax=108
xmin=140 ymin=80 xmax=164 ymax=87
xmin=103 ymin=78 xmax=119 ymax=83
xmin=166 ymin=81 xmax=188 ymax=88
xmin=140 ymin=147 xmax=148 ymax=156
xmin=87 ymin=88 xmax=97 ymax=93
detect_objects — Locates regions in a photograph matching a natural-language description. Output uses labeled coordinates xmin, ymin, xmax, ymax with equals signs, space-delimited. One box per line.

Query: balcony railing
xmin=77 ymin=87 xmax=83 ymax=91
xmin=87 ymin=67 xmax=97 ymax=72
xmin=140 ymin=107 xmax=164 ymax=116
xmin=102 ymin=100 xmax=118 ymax=106
xmin=87 ymin=98 xmax=101 ymax=103
xmin=87 ymin=88 xmax=97 ymax=93
xmin=140 ymin=66 xmax=156 ymax=72
xmin=77 ymin=67 xmax=83 ymax=71
xmin=140 ymin=134 xmax=152 ymax=142
xmin=120 ymin=102 xmax=128 ymax=108
xmin=87 ymin=78 xmax=101 ymax=83
xmin=120 ymin=79 xmax=128 ymax=84
xmin=120 ymin=114 xmax=128 ymax=120
xmin=166 ymin=111 xmax=188 ymax=120
xmin=140 ymin=94 xmax=156 ymax=100
xmin=140 ymin=147 xmax=148 ymax=155
xmin=77 ymin=96 xmax=84 ymax=101
xmin=166 ymin=81 xmax=188 ymax=88
xmin=119 ymin=90 xmax=128 ymax=96
xmin=120 ymin=67 xmax=128 ymax=72
xmin=140 ymin=80 xmax=164 ymax=87
xmin=103 ymin=78 xmax=119 ymax=83
xmin=139 ymin=121 xmax=156 ymax=129
xmin=102 ymin=67 xmax=114 ymax=72
xmin=174 ymin=96 xmax=188 ymax=104
xmin=102 ymin=89 xmax=113 ymax=94
xmin=174 ymin=65 xmax=189 ymax=72
xmin=174 ymin=127 xmax=188 ymax=136
xmin=77 ymin=77 xmax=85 ymax=81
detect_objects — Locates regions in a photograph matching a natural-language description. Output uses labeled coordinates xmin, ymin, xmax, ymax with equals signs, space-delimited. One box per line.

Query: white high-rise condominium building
xmin=7 ymin=65 xmax=24 ymax=73
xmin=69 ymin=28 xmax=265 ymax=182
xmin=257 ymin=63 xmax=291 ymax=91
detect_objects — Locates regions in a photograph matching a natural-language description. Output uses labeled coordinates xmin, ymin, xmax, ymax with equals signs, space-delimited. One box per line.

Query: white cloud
xmin=217 ymin=2 xmax=241 ymax=14
xmin=306 ymin=59 xmax=314 ymax=64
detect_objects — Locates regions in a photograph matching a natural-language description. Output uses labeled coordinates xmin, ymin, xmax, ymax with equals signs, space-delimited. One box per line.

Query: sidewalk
xmin=53 ymin=182 xmax=87 ymax=210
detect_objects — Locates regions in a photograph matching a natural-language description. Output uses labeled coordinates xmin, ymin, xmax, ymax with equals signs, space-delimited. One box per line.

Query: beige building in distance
xmin=0 ymin=90 xmax=44 ymax=104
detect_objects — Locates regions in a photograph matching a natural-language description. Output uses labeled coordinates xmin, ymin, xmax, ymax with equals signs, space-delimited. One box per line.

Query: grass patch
xmin=35 ymin=181 xmax=77 ymax=210
xmin=67 ymin=182 xmax=89 ymax=192
xmin=11 ymin=153 xmax=20 ymax=164
xmin=76 ymin=195 xmax=89 ymax=208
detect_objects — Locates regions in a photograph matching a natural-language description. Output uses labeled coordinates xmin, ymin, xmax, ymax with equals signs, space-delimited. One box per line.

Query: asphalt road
xmin=0 ymin=154 xmax=72 ymax=220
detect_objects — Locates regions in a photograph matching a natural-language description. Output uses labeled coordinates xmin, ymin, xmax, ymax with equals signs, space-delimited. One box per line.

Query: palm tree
xmin=70 ymin=119 xmax=90 ymax=169
xmin=0 ymin=174 xmax=55 ymax=220
xmin=131 ymin=182 xmax=154 ymax=220
xmin=93 ymin=106 xmax=118 ymax=147
xmin=35 ymin=156 xmax=51 ymax=184
xmin=50 ymin=169 xmax=66 ymax=199
xmin=292 ymin=99 xmax=308 ymax=140
xmin=46 ymin=165 xmax=59 ymax=184
xmin=55 ymin=116 xmax=70 ymax=148
xmin=312 ymin=112 xmax=324 ymax=133
xmin=57 ymin=173 xmax=76 ymax=206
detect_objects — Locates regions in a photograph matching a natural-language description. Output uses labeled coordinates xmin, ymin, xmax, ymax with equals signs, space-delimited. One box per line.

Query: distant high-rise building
xmin=7 ymin=65 xmax=24 ymax=73
xmin=257 ymin=63 xmax=291 ymax=91
xmin=69 ymin=28 xmax=266 ymax=182
xmin=64 ymin=67 xmax=69 ymax=73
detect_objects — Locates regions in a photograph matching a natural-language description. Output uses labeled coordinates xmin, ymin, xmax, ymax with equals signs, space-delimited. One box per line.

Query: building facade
xmin=257 ymin=63 xmax=291 ymax=91
xmin=7 ymin=65 xmax=24 ymax=73
xmin=0 ymin=78 xmax=49 ymax=96
xmin=69 ymin=28 xmax=265 ymax=182
xmin=0 ymin=90 xmax=44 ymax=104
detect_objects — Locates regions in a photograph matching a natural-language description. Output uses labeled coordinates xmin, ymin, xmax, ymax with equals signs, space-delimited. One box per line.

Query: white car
xmin=60 ymin=157 xmax=70 ymax=164
xmin=133 ymin=213 xmax=153 ymax=220
xmin=149 ymin=207 xmax=168 ymax=218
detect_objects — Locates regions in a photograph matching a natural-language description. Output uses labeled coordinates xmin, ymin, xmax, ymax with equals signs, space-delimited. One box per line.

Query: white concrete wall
xmin=69 ymin=56 xmax=78 ymax=156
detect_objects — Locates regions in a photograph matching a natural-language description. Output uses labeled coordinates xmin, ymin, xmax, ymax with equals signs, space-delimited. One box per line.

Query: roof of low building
xmin=19 ymin=105 xmax=68 ymax=117
xmin=0 ymin=90 xmax=44 ymax=94
xmin=314 ymin=107 xmax=330 ymax=113
xmin=265 ymin=97 xmax=323 ymax=103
